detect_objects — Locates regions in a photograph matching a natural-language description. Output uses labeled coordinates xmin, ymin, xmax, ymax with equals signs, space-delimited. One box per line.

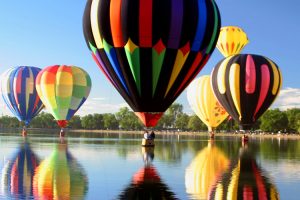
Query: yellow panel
xmin=165 ymin=50 xmax=189 ymax=97
xmin=227 ymin=162 xmax=240 ymax=200
xmin=56 ymin=72 xmax=73 ymax=85
xmin=217 ymin=56 xmax=232 ymax=94
xmin=41 ymin=74 xmax=57 ymax=110
xmin=267 ymin=59 xmax=280 ymax=95
xmin=229 ymin=64 xmax=241 ymax=120
xmin=214 ymin=183 xmax=224 ymax=200
xmin=91 ymin=0 xmax=103 ymax=49
xmin=72 ymin=68 xmax=87 ymax=86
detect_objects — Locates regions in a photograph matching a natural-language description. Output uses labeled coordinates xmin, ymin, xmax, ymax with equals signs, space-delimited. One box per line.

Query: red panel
xmin=135 ymin=112 xmax=163 ymax=127
xmin=57 ymin=120 xmax=68 ymax=128
xmin=139 ymin=0 xmax=153 ymax=47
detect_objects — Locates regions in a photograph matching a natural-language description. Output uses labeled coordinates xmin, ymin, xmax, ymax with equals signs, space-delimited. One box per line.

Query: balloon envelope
xmin=1 ymin=141 xmax=39 ymax=199
xmin=211 ymin=54 xmax=282 ymax=130
xmin=216 ymin=26 xmax=249 ymax=57
xmin=33 ymin=143 xmax=88 ymax=199
xmin=185 ymin=141 xmax=229 ymax=199
xmin=187 ymin=75 xmax=228 ymax=131
xmin=1 ymin=66 xmax=44 ymax=126
xmin=208 ymin=147 xmax=279 ymax=200
xmin=36 ymin=65 xmax=91 ymax=128
xmin=83 ymin=0 xmax=221 ymax=127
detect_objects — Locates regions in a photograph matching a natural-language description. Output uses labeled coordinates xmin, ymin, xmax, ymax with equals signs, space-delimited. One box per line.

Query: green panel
xmin=56 ymin=96 xmax=72 ymax=109
xmin=86 ymin=74 xmax=92 ymax=87
xmin=206 ymin=1 xmax=220 ymax=54
xmin=125 ymin=48 xmax=141 ymax=96
xmin=152 ymin=49 xmax=166 ymax=96
xmin=89 ymin=42 xmax=97 ymax=53
xmin=72 ymin=85 xmax=88 ymax=98
xmin=103 ymin=39 xmax=113 ymax=53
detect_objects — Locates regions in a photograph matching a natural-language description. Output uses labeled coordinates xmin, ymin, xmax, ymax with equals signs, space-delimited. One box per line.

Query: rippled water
xmin=0 ymin=131 xmax=299 ymax=200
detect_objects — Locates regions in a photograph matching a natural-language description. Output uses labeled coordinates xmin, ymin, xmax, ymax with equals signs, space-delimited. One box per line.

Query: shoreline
xmin=1 ymin=128 xmax=299 ymax=139
xmin=68 ymin=129 xmax=300 ymax=140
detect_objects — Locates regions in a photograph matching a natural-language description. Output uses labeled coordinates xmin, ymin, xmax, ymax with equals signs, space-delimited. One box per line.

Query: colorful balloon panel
xmin=35 ymin=65 xmax=91 ymax=125
xmin=217 ymin=26 xmax=249 ymax=57
xmin=0 ymin=142 xmax=39 ymax=199
xmin=83 ymin=0 xmax=221 ymax=127
xmin=33 ymin=143 xmax=88 ymax=199
xmin=208 ymin=148 xmax=279 ymax=200
xmin=0 ymin=66 xmax=44 ymax=126
xmin=187 ymin=75 xmax=228 ymax=131
xmin=185 ymin=141 xmax=229 ymax=200
xmin=211 ymin=54 xmax=282 ymax=130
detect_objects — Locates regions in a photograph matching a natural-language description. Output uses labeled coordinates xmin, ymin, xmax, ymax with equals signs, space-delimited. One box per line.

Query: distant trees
xmin=0 ymin=105 xmax=299 ymax=133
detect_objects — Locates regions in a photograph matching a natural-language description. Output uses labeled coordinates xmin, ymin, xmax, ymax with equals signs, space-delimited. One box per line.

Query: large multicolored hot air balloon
xmin=1 ymin=141 xmax=39 ymax=199
xmin=36 ymin=65 xmax=91 ymax=130
xmin=185 ymin=140 xmax=229 ymax=200
xmin=208 ymin=146 xmax=279 ymax=200
xmin=33 ymin=143 xmax=88 ymax=200
xmin=216 ymin=26 xmax=249 ymax=57
xmin=0 ymin=66 xmax=44 ymax=130
xmin=187 ymin=75 xmax=228 ymax=132
xmin=211 ymin=54 xmax=282 ymax=130
xmin=83 ymin=0 xmax=221 ymax=127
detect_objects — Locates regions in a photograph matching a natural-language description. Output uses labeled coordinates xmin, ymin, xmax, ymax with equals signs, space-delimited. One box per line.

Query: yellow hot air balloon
xmin=187 ymin=75 xmax=229 ymax=133
xmin=185 ymin=140 xmax=230 ymax=200
xmin=216 ymin=26 xmax=249 ymax=57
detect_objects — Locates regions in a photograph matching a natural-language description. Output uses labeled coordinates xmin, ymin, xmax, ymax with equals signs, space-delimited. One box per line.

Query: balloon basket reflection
xmin=141 ymin=138 xmax=155 ymax=147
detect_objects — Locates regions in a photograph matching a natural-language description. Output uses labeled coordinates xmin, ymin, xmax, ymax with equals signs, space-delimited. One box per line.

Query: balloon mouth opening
xmin=57 ymin=120 xmax=68 ymax=128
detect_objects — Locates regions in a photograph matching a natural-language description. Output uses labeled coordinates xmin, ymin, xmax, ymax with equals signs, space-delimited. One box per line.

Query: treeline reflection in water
xmin=0 ymin=132 xmax=299 ymax=199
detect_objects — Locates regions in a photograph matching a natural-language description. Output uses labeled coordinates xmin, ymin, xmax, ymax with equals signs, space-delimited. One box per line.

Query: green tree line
xmin=0 ymin=104 xmax=300 ymax=133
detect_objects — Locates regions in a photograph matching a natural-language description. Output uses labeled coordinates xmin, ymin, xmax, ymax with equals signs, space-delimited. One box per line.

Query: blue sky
xmin=0 ymin=0 xmax=299 ymax=116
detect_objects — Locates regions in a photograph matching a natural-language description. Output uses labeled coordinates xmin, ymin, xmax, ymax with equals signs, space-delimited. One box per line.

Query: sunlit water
xmin=0 ymin=131 xmax=299 ymax=200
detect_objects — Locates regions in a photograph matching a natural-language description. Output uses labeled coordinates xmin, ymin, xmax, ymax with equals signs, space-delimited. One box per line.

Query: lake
xmin=0 ymin=131 xmax=299 ymax=200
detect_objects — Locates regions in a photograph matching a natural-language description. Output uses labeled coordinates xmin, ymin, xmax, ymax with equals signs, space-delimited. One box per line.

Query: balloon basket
xmin=22 ymin=130 xmax=27 ymax=137
xmin=242 ymin=135 xmax=249 ymax=143
xmin=141 ymin=139 xmax=155 ymax=147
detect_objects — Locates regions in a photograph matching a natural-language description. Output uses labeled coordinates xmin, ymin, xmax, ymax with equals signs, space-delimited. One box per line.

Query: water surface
xmin=0 ymin=131 xmax=299 ymax=199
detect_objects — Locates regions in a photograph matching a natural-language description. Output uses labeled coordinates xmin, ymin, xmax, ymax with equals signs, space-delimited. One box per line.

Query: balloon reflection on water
xmin=33 ymin=142 xmax=88 ymax=200
xmin=118 ymin=147 xmax=177 ymax=200
xmin=185 ymin=140 xmax=230 ymax=200
xmin=1 ymin=140 xmax=39 ymax=199
xmin=208 ymin=144 xmax=279 ymax=200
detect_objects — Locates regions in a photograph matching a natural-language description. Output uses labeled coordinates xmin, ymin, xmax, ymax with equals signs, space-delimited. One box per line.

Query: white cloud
xmin=272 ymin=87 xmax=300 ymax=110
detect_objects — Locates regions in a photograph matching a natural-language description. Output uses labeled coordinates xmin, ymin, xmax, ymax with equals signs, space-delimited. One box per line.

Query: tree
xmin=103 ymin=113 xmax=118 ymax=130
xmin=175 ymin=113 xmax=190 ymax=130
xmin=93 ymin=114 xmax=104 ymax=129
xmin=81 ymin=114 xmax=95 ymax=129
xmin=260 ymin=109 xmax=288 ymax=132
xmin=285 ymin=108 xmax=300 ymax=132
xmin=30 ymin=112 xmax=58 ymax=128
xmin=68 ymin=115 xmax=82 ymax=129
xmin=187 ymin=115 xmax=206 ymax=131
xmin=115 ymin=107 xmax=142 ymax=130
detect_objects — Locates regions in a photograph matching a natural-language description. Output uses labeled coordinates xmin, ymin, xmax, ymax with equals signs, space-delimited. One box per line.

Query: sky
xmin=0 ymin=0 xmax=299 ymax=116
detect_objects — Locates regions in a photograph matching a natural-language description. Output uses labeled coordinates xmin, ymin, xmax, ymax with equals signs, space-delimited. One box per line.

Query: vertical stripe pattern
xmin=83 ymin=0 xmax=221 ymax=126
xmin=0 ymin=66 xmax=44 ymax=126
xmin=211 ymin=54 xmax=282 ymax=130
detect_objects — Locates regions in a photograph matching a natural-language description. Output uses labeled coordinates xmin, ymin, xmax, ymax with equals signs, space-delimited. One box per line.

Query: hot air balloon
xmin=216 ymin=26 xmax=249 ymax=57
xmin=83 ymin=0 xmax=221 ymax=127
xmin=185 ymin=140 xmax=229 ymax=199
xmin=208 ymin=145 xmax=280 ymax=200
xmin=1 ymin=140 xmax=39 ymax=199
xmin=33 ymin=142 xmax=88 ymax=200
xmin=35 ymin=65 xmax=91 ymax=136
xmin=187 ymin=75 xmax=228 ymax=136
xmin=211 ymin=54 xmax=282 ymax=131
xmin=0 ymin=66 xmax=44 ymax=135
